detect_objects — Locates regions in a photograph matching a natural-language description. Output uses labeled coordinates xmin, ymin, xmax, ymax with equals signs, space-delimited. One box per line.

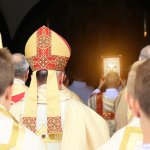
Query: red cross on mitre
xmin=27 ymin=26 xmax=70 ymax=71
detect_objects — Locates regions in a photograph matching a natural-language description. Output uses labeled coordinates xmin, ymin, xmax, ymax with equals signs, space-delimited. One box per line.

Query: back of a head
xmin=126 ymin=61 xmax=144 ymax=98
xmin=73 ymin=68 xmax=85 ymax=81
xmin=105 ymin=71 xmax=119 ymax=88
xmin=36 ymin=70 xmax=48 ymax=85
xmin=139 ymin=45 xmax=150 ymax=61
xmin=135 ymin=59 xmax=150 ymax=118
xmin=0 ymin=48 xmax=14 ymax=96
xmin=12 ymin=53 xmax=29 ymax=79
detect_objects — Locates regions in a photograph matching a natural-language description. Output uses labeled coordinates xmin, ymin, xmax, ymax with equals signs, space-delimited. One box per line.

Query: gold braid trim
xmin=119 ymin=127 xmax=142 ymax=150
xmin=0 ymin=107 xmax=19 ymax=149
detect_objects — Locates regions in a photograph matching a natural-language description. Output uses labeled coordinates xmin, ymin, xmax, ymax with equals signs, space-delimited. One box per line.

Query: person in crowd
xmin=63 ymin=71 xmax=69 ymax=87
xmin=114 ymin=87 xmax=133 ymax=131
xmin=91 ymin=78 xmax=105 ymax=95
xmin=88 ymin=71 xmax=120 ymax=136
xmin=115 ymin=45 xmax=150 ymax=131
xmin=97 ymin=60 xmax=144 ymax=150
xmin=62 ymin=71 xmax=82 ymax=101
xmin=0 ymin=48 xmax=46 ymax=149
xmin=139 ymin=45 xmax=150 ymax=60
xmin=69 ymin=68 xmax=94 ymax=105
xmin=11 ymin=53 xmax=29 ymax=104
xmin=10 ymin=26 xmax=110 ymax=150
xmin=91 ymin=75 xmax=125 ymax=96
xmin=133 ymin=59 xmax=150 ymax=149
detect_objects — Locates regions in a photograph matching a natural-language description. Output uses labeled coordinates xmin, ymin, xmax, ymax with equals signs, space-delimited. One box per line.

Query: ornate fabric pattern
xmin=102 ymin=112 xmax=115 ymax=120
xmin=96 ymin=93 xmax=116 ymax=136
xmin=22 ymin=117 xmax=36 ymax=133
xmin=27 ymin=26 xmax=69 ymax=71
xmin=47 ymin=117 xmax=62 ymax=133
xmin=96 ymin=93 xmax=115 ymax=119
xmin=96 ymin=93 xmax=103 ymax=116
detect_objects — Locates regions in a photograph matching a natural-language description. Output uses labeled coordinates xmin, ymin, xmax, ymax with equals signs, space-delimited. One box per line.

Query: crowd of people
xmin=0 ymin=25 xmax=150 ymax=150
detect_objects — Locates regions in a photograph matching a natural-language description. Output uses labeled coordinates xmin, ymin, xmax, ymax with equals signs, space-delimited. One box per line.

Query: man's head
xmin=0 ymin=48 xmax=14 ymax=109
xmin=36 ymin=70 xmax=64 ymax=89
xmin=134 ymin=59 xmax=150 ymax=119
xmin=105 ymin=71 xmax=119 ymax=89
xmin=12 ymin=53 xmax=29 ymax=82
xmin=72 ymin=67 xmax=86 ymax=82
xmin=139 ymin=45 xmax=150 ymax=61
xmin=126 ymin=60 xmax=145 ymax=118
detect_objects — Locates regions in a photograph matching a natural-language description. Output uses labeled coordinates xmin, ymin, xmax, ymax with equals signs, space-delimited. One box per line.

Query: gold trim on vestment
xmin=15 ymin=125 xmax=25 ymax=149
xmin=119 ymin=127 xmax=142 ymax=150
xmin=23 ymin=71 xmax=37 ymax=117
xmin=22 ymin=70 xmax=62 ymax=141
xmin=0 ymin=107 xmax=19 ymax=149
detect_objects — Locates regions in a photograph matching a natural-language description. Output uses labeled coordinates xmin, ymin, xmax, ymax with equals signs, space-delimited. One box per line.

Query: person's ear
xmin=4 ymin=85 xmax=13 ymax=110
xmin=133 ymin=101 xmax=140 ymax=118
xmin=25 ymin=69 xmax=29 ymax=82
xmin=61 ymin=72 xmax=65 ymax=84
xmin=57 ymin=72 xmax=64 ymax=89
xmin=5 ymin=85 xmax=13 ymax=101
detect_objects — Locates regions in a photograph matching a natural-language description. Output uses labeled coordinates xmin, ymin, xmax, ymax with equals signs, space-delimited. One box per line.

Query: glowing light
xmin=103 ymin=57 xmax=120 ymax=77
xmin=144 ymin=31 xmax=147 ymax=37
xmin=144 ymin=13 xmax=147 ymax=38
xmin=108 ymin=63 xmax=114 ymax=69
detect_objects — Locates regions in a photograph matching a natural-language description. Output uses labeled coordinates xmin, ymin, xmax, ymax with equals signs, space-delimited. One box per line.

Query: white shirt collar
xmin=128 ymin=117 xmax=140 ymax=127
xmin=14 ymin=78 xmax=25 ymax=85
xmin=104 ymin=88 xmax=119 ymax=100
xmin=105 ymin=88 xmax=118 ymax=92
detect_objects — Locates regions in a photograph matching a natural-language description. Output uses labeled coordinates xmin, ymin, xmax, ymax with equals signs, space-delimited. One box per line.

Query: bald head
xmin=139 ymin=45 xmax=150 ymax=61
xmin=12 ymin=53 xmax=29 ymax=81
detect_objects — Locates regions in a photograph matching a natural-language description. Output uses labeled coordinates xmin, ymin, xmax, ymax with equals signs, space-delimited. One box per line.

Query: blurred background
xmin=0 ymin=0 xmax=150 ymax=87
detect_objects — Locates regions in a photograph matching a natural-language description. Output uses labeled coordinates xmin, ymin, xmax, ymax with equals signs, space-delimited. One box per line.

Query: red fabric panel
xmin=11 ymin=92 xmax=25 ymax=103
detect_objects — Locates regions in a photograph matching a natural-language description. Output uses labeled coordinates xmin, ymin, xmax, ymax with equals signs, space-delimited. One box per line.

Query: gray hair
xmin=139 ymin=45 xmax=150 ymax=61
xmin=12 ymin=53 xmax=29 ymax=78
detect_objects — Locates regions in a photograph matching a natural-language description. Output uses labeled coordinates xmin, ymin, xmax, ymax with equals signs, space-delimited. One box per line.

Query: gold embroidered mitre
xmin=25 ymin=26 xmax=70 ymax=71
xmin=22 ymin=26 xmax=71 ymax=142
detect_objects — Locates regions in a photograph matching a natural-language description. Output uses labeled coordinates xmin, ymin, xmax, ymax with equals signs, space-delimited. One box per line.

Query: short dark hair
xmin=36 ymin=70 xmax=48 ymax=84
xmin=135 ymin=59 xmax=150 ymax=118
xmin=105 ymin=71 xmax=119 ymax=88
xmin=73 ymin=68 xmax=85 ymax=81
xmin=0 ymin=48 xmax=14 ymax=96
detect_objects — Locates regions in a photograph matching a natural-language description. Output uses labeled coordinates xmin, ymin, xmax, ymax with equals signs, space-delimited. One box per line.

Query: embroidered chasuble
xmin=11 ymin=85 xmax=110 ymax=150
xmin=11 ymin=26 xmax=110 ymax=150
